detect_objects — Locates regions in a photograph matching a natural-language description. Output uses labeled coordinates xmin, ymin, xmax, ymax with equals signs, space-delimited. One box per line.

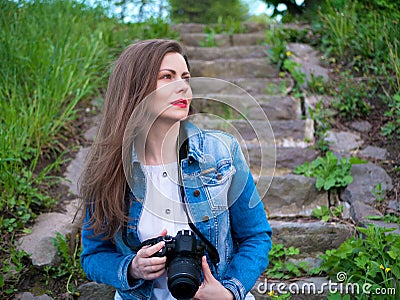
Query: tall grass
xmin=318 ymin=0 xmax=400 ymax=70
xmin=315 ymin=0 xmax=400 ymax=135
xmin=0 ymin=0 xmax=178 ymax=233
xmin=0 ymin=0 xmax=110 ymax=232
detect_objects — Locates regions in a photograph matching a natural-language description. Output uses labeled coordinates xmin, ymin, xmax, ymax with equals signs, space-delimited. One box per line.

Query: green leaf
xmin=324 ymin=178 xmax=336 ymax=190
xmin=387 ymin=250 xmax=397 ymax=260
xmin=315 ymin=177 xmax=324 ymax=190
xmin=322 ymin=215 xmax=330 ymax=222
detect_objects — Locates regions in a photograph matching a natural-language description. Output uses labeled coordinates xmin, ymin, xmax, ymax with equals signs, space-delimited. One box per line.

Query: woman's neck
xmin=137 ymin=121 xmax=180 ymax=165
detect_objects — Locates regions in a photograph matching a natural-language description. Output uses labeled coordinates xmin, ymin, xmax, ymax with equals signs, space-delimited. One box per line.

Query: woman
xmin=79 ymin=39 xmax=272 ymax=300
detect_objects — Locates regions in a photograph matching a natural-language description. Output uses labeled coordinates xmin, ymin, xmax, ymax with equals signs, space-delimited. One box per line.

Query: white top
xmin=138 ymin=162 xmax=190 ymax=300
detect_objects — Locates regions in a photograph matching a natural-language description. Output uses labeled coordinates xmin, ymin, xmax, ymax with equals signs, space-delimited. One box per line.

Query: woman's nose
xmin=175 ymin=78 xmax=190 ymax=94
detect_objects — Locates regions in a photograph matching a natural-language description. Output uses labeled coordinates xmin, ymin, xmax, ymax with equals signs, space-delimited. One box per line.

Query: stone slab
xmin=325 ymin=130 xmax=363 ymax=154
xmin=17 ymin=293 xmax=54 ymax=300
xmin=172 ymin=22 xmax=266 ymax=34
xmin=287 ymin=43 xmax=330 ymax=84
xmin=189 ymin=58 xmax=279 ymax=78
xmin=180 ymin=32 xmax=265 ymax=47
xmin=358 ymin=146 xmax=387 ymax=160
xmin=244 ymin=143 xmax=318 ymax=173
xmin=184 ymin=45 xmax=269 ymax=60
xmin=269 ymin=220 xmax=355 ymax=255
xmin=17 ymin=200 xmax=81 ymax=267
xmin=189 ymin=77 xmax=288 ymax=96
xmin=191 ymin=94 xmax=301 ymax=121
xmin=189 ymin=117 xmax=314 ymax=148
xmin=77 ymin=282 xmax=115 ymax=300
xmin=64 ymin=146 xmax=90 ymax=196
xmin=259 ymin=174 xmax=329 ymax=218
xmin=350 ymin=202 xmax=400 ymax=234
xmin=349 ymin=121 xmax=372 ymax=133
xmin=340 ymin=163 xmax=393 ymax=204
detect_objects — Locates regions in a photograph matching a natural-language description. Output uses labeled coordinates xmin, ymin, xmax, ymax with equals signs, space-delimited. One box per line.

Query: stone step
xmin=269 ymin=219 xmax=355 ymax=255
xmin=17 ymin=199 xmax=81 ymax=266
xmin=185 ymin=45 xmax=270 ymax=60
xmin=190 ymin=58 xmax=278 ymax=78
xmin=190 ymin=77 xmax=288 ymax=96
xmin=247 ymin=145 xmax=318 ymax=175
xmin=189 ymin=117 xmax=314 ymax=147
xmin=256 ymin=174 xmax=328 ymax=218
xmin=191 ymin=93 xmax=301 ymax=121
xmin=172 ymin=22 xmax=267 ymax=34
xmin=179 ymin=32 xmax=266 ymax=47
xmin=231 ymin=77 xmax=290 ymax=95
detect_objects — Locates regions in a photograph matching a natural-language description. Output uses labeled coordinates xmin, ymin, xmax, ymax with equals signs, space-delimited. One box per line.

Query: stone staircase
xmin=16 ymin=22 xmax=371 ymax=300
xmin=173 ymin=23 xmax=355 ymax=299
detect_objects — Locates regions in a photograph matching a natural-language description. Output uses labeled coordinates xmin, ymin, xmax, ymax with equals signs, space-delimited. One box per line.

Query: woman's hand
xmin=192 ymin=256 xmax=234 ymax=300
xmin=129 ymin=229 xmax=168 ymax=280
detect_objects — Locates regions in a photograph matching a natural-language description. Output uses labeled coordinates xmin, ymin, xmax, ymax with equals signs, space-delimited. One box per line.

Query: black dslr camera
xmin=139 ymin=229 xmax=206 ymax=300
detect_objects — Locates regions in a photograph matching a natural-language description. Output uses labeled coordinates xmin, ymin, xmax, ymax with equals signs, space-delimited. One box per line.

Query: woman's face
xmin=151 ymin=52 xmax=192 ymax=123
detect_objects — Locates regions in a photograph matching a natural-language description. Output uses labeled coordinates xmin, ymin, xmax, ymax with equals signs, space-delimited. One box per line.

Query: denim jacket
xmin=81 ymin=122 xmax=272 ymax=300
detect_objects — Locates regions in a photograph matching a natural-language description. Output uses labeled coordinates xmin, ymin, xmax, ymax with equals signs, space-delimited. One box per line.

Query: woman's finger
xmin=200 ymin=256 xmax=213 ymax=282
xmin=138 ymin=241 xmax=165 ymax=258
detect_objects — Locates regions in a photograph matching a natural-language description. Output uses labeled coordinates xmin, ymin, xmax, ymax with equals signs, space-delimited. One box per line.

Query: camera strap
xmin=177 ymin=123 xmax=220 ymax=265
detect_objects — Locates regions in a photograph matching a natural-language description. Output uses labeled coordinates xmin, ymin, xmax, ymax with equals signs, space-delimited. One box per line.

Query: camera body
xmin=140 ymin=229 xmax=206 ymax=300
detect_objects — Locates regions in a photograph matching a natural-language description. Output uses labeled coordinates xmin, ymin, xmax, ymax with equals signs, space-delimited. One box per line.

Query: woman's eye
xmin=161 ymin=74 xmax=172 ymax=80
xmin=183 ymin=77 xmax=190 ymax=82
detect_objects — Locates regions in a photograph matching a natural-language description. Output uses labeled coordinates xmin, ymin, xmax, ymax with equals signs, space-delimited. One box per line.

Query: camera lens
xmin=167 ymin=257 xmax=201 ymax=299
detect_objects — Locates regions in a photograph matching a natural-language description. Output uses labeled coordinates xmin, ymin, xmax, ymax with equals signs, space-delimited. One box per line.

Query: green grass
xmin=0 ymin=0 xmax=178 ymax=295
xmin=0 ymin=0 xmax=109 ymax=234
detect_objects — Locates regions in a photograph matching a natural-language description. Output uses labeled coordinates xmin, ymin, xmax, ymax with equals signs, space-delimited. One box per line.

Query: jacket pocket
xmin=200 ymin=160 xmax=235 ymax=210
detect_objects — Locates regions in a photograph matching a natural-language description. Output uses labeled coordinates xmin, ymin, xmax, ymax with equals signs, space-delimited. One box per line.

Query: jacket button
xmin=193 ymin=189 xmax=200 ymax=197
xmin=216 ymin=173 xmax=222 ymax=180
xmin=202 ymin=215 xmax=209 ymax=222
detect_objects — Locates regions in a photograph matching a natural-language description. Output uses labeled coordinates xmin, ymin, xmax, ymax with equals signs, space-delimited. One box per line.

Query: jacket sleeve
xmin=80 ymin=209 xmax=145 ymax=292
xmin=221 ymin=140 xmax=273 ymax=299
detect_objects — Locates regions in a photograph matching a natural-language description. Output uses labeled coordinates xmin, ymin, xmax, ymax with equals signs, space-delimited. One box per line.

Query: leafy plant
xmin=318 ymin=224 xmax=400 ymax=300
xmin=265 ymin=244 xmax=309 ymax=279
xmin=312 ymin=205 xmax=343 ymax=222
xmin=308 ymin=73 xmax=328 ymax=95
xmin=199 ymin=29 xmax=218 ymax=47
xmin=366 ymin=214 xmax=400 ymax=226
xmin=265 ymin=24 xmax=288 ymax=71
xmin=0 ymin=243 xmax=29 ymax=295
xmin=381 ymin=94 xmax=400 ymax=140
xmin=45 ymin=232 xmax=85 ymax=296
xmin=327 ymin=293 xmax=351 ymax=300
xmin=293 ymin=151 xmax=354 ymax=192
xmin=283 ymin=59 xmax=306 ymax=93
xmin=265 ymin=25 xmax=307 ymax=97
xmin=332 ymin=74 xmax=371 ymax=120
xmin=308 ymin=99 xmax=334 ymax=153
xmin=372 ymin=183 xmax=386 ymax=203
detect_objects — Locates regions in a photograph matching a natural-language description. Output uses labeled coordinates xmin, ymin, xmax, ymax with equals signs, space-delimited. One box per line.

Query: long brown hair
xmin=79 ymin=39 xmax=188 ymax=239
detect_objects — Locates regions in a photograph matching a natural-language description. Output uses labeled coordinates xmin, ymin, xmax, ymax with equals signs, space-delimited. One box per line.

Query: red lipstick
xmin=170 ymin=99 xmax=188 ymax=108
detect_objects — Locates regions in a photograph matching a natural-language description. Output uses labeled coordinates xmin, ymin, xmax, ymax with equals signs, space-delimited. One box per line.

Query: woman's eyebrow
xmin=159 ymin=69 xmax=190 ymax=76
xmin=159 ymin=68 xmax=176 ymax=74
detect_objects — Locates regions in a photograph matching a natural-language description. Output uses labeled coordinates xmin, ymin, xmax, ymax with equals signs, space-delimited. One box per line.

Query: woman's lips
xmin=170 ymin=99 xmax=188 ymax=108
